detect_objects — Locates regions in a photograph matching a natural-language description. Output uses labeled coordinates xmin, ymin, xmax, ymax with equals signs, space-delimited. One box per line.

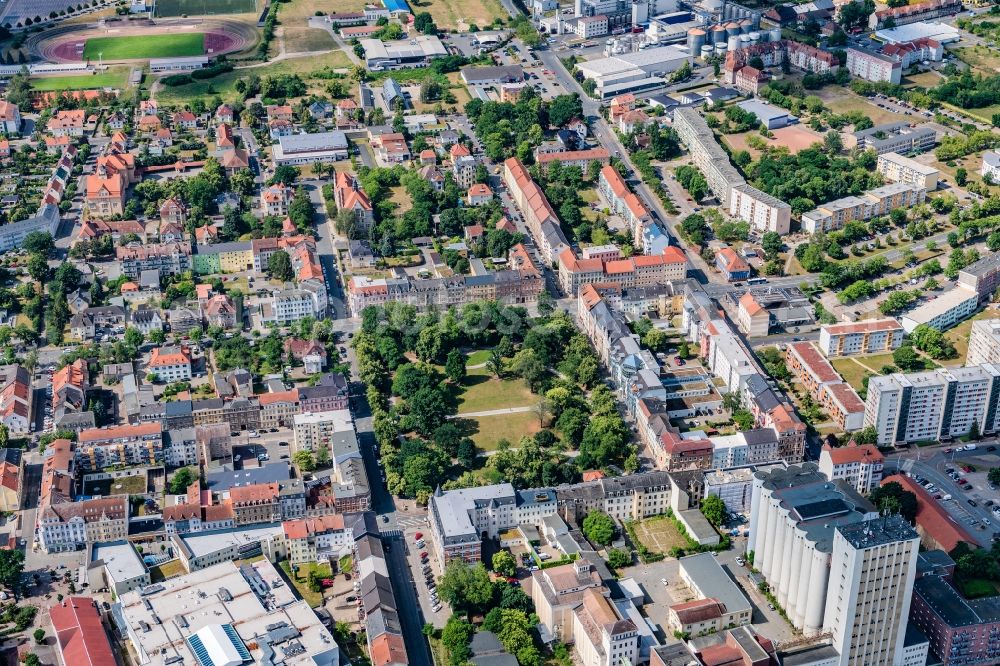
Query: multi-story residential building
xmin=572 ymin=588 xmax=639 ymax=666
xmin=258 ymin=389 xmax=300 ymax=429
xmin=116 ymin=242 xmax=192 ymax=279
xmin=261 ymin=289 xmax=320 ymax=324
xmin=736 ymin=292 xmax=769 ymax=337
xmin=39 ymin=493 xmax=128 ymax=553
xmin=732 ymin=65 xmax=769 ymax=95
xmin=724 ymin=40 xmax=837 ymax=82
xmin=347 ymin=246 xmax=543 ymax=314
xmin=728 ymin=184 xmax=791 ymax=234
xmin=261 ymin=184 xmax=295 ymax=216
xmin=747 ymin=463 xmax=879 ymax=636
xmin=574 ymin=14 xmax=609 ymax=38
xmin=864 ymin=364 xmax=1000 ymax=446
xmin=292 ymin=408 xmax=353 ymax=453
xmin=802 ymin=182 xmax=925 ymax=233
xmin=75 ymin=422 xmax=164 ymax=471
xmin=146 ymin=345 xmax=192 ymax=382
xmin=845 ymin=47 xmax=902 ymax=84
xmin=557 ymin=247 xmax=687 ymax=295
xmin=824 ymin=516 xmax=919 ymax=665
xmin=910 ymin=568 xmax=1000 ymax=665
xmin=785 ymin=342 xmax=865 ymax=431
xmin=968 ymin=319 xmax=1000 ymax=366
xmin=428 ymin=484 xmax=557 ymax=567
xmin=48 ymin=109 xmax=85 ymax=137
xmin=503 ymin=158 xmax=569 ymax=265
xmin=298 ymin=373 xmax=350 ymax=412
xmin=877 ymin=151 xmax=940 ymax=190
xmin=818 ymin=319 xmax=905 ymax=357
xmin=536 ymin=148 xmax=611 ymax=173
xmin=531 ymin=558 xmax=605 ymax=643
xmin=85 ymin=173 xmax=126 ymax=217
xmin=853 ymin=122 xmax=936 ymax=156
xmin=334 ymin=172 xmax=375 ymax=233
xmin=0 ymin=101 xmax=21 ymax=135
xmin=0 ymin=365 xmax=31 ymax=435
xmin=715 ymin=248 xmax=750 ymax=282
xmin=675 ymin=553 xmax=753 ymax=631
xmin=192 ymin=240 xmax=255 ymax=274
xmin=817 ymin=442 xmax=884 ymax=494
xmin=869 ymin=0 xmax=961 ymax=29
xmin=959 ymin=252 xmax=1000 ymax=303
xmin=281 ymin=514 xmax=350 ymax=563
xmin=900 ymin=285 xmax=978 ymax=333
xmin=598 ymin=166 xmax=651 ymax=242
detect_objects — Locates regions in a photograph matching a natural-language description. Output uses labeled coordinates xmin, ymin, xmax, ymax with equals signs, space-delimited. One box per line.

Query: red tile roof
xmin=50 ymin=597 xmax=116 ymax=666
xmin=886 ymin=476 xmax=975 ymax=552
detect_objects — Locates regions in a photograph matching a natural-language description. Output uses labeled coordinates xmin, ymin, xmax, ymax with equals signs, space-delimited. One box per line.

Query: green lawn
xmin=31 ymin=67 xmax=130 ymax=91
xmin=466 ymin=349 xmax=492 ymax=366
xmin=831 ymin=358 xmax=873 ymax=393
xmin=155 ymin=0 xmax=256 ymax=16
xmin=279 ymin=561 xmax=331 ymax=608
xmin=149 ymin=559 xmax=187 ymax=582
xmin=84 ymin=33 xmax=205 ymax=60
xmin=455 ymin=375 xmax=537 ymax=414
xmin=459 ymin=410 xmax=542 ymax=451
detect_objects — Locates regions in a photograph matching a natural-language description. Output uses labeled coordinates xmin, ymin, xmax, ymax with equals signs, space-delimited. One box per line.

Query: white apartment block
xmin=262 ymin=289 xmax=319 ymax=324
xmin=818 ymin=319 xmax=904 ymax=357
xmin=817 ymin=443 xmax=884 ymax=495
xmin=824 ymin=516 xmax=919 ymax=666
xmin=877 ymin=152 xmax=940 ymax=190
xmin=968 ymin=319 xmax=1000 ymax=366
xmin=846 ymin=47 xmax=902 ymax=84
xmin=900 ymin=285 xmax=978 ymax=333
xmin=863 ymin=364 xmax=1000 ymax=446
xmin=672 ymin=107 xmax=747 ymax=205
xmin=292 ymin=409 xmax=353 ymax=453
xmin=728 ymin=184 xmax=791 ymax=235
xmin=802 ymin=182 xmax=925 ymax=234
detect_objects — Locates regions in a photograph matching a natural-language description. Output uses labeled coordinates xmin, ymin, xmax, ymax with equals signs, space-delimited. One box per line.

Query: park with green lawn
xmin=354 ymin=300 xmax=637 ymax=504
xmin=83 ymin=33 xmax=204 ymax=60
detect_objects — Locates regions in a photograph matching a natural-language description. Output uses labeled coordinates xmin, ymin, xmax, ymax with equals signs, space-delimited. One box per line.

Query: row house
xmin=281 ymin=514 xmax=350 ymax=564
xmin=558 ymin=246 xmax=687 ymax=295
xmin=0 ymin=365 xmax=31 ymax=435
xmin=784 ymin=342 xmax=865 ymax=432
xmin=259 ymin=390 xmax=301 ymax=429
xmin=48 ymin=109 xmax=85 ymax=138
xmin=597 ymin=165 xmax=651 ymax=242
xmin=502 ymin=158 xmax=570 ymax=264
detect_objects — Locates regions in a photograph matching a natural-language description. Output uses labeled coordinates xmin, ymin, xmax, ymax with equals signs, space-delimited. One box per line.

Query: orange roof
xmin=258 ymin=389 xmax=299 ymax=406
xmin=450 ymin=143 xmax=471 ymax=158
xmin=739 ymin=292 xmax=764 ymax=316
xmin=120 ymin=282 xmax=138 ymax=293
xmin=148 ymin=346 xmax=191 ymax=367
xmin=282 ymin=514 xmax=346 ymax=539
xmin=49 ymin=597 xmax=116 ymax=666
xmin=582 ymin=470 xmax=605 ymax=482
xmin=579 ymin=284 xmax=603 ymax=311
xmin=468 ymin=183 xmax=492 ymax=197
xmin=536 ymin=148 xmax=610 ymax=163
xmin=79 ymin=422 xmax=161 ymax=442
xmin=887 ymin=476 xmax=975 ymax=552
xmin=86 ymin=173 xmax=124 ymax=199
xmin=229 ymin=482 xmax=279 ymax=504
xmin=661 ymin=246 xmax=687 ymax=265
xmin=823 ymin=442 xmax=883 ymax=465
xmin=717 ymin=247 xmax=749 ymax=272
xmin=369 ymin=633 xmax=408 ymax=666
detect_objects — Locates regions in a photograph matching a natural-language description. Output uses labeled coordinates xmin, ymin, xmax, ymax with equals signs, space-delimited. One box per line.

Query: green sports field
xmin=82 ymin=33 xmax=205 ymax=60
xmin=31 ymin=66 xmax=129 ymax=91
xmin=155 ymin=0 xmax=257 ymax=16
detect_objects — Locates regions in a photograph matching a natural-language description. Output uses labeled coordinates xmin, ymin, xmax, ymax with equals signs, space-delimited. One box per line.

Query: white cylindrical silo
xmin=700 ymin=44 xmax=714 ymax=59
xmin=749 ymin=30 xmax=760 ymax=43
xmin=715 ymin=42 xmax=727 ymax=54
xmin=727 ymin=35 xmax=740 ymax=50
xmin=769 ymin=27 xmax=782 ymax=42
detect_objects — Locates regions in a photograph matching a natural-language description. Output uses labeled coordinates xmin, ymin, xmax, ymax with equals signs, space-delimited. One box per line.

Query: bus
xmin=747 ymin=277 xmax=768 ymax=285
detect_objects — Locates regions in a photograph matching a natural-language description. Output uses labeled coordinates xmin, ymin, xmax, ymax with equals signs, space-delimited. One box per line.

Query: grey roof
xmin=351 ymin=512 xmax=380 ymax=541
xmin=206 ymin=461 xmax=291 ymax=491
xmin=0 ymin=448 xmax=21 ymax=466
xmin=650 ymin=644 xmax=697 ymax=666
xmin=460 ymin=64 xmax=524 ymax=83
xmin=914 ymin=575 xmax=1000 ymax=627
xmin=431 ymin=484 xmax=516 ymax=539
xmin=277 ymin=131 xmax=348 ymax=154
xmin=780 ymin=644 xmax=842 ymax=666
xmin=837 ymin=514 xmax=918 ymax=549
xmin=197 ymin=240 xmax=252 ymax=255
xmin=470 ymin=632 xmax=505 ymax=656
xmin=960 ymin=251 xmax=1000 ymax=278
xmin=165 ymin=401 xmax=193 ymax=417
xmin=678 ymin=553 xmax=752 ymax=617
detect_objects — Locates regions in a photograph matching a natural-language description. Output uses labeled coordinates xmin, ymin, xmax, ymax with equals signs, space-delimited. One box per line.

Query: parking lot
xmin=401 ymin=524 xmax=449 ymax=628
